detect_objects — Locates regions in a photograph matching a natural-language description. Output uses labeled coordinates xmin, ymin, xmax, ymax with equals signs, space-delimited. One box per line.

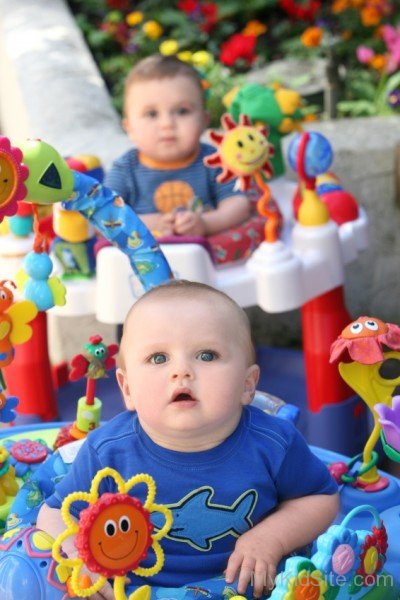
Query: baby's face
xmin=124 ymin=75 xmax=208 ymax=164
xmin=116 ymin=295 xmax=259 ymax=450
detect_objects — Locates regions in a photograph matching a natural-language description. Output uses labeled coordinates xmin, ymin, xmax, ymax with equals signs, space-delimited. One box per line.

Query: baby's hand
xmin=160 ymin=212 xmax=176 ymax=235
xmin=69 ymin=566 xmax=115 ymax=599
xmin=173 ymin=210 xmax=206 ymax=236
xmin=225 ymin=526 xmax=285 ymax=597
xmin=87 ymin=580 xmax=115 ymax=600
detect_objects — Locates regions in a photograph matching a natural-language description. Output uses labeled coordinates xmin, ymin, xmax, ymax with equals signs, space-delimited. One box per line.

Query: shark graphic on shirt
xmin=151 ymin=486 xmax=257 ymax=551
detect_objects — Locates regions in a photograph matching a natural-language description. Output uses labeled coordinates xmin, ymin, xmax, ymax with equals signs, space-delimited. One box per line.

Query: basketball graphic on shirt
xmin=153 ymin=180 xmax=195 ymax=213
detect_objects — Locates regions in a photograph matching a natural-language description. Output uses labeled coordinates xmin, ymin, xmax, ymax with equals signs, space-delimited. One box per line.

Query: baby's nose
xmin=170 ymin=360 xmax=193 ymax=380
xmin=160 ymin=112 xmax=174 ymax=127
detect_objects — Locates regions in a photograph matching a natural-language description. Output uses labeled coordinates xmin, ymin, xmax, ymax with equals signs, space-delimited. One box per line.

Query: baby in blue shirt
xmin=38 ymin=280 xmax=338 ymax=599
xmin=104 ymin=54 xmax=250 ymax=238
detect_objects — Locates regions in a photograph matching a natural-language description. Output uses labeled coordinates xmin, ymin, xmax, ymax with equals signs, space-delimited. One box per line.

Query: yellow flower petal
xmin=126 ymin=11 xmax=144 ymax=27
xmin=143 ymin=20 xmax=163 ymax=40
xmin=177 ymin=51 xmax=193 ymax=63
xmin=191 ymin=50 xmax=213 ymax=67
xmin=159 ymin=39 xmax=179 ymax=56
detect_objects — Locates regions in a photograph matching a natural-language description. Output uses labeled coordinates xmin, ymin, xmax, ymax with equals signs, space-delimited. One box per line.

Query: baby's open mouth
xmin=172 ymin=390 xmax=196 ymax=403
xmin=174 ymin=393 xmax=193 ymax=401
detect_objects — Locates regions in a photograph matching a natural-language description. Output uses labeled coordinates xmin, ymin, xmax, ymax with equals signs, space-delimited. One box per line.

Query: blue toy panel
xmin=0 ymin=425 xmax=399 ymax=600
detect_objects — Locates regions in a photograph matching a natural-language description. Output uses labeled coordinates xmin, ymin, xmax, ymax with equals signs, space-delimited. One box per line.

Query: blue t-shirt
xmin=46 ymin=406 xmax=337 ymax=587
xmin=103 ymin=143 xmax=242 ymax=215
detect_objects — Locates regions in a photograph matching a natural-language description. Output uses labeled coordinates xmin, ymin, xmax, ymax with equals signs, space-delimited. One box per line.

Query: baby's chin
xmin=153 ymin=145 xmax=199 ymax=164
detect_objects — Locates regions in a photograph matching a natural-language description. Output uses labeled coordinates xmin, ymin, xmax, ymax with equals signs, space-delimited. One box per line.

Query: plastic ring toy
xmin=340 ymin=451 xmax=379 ymax=483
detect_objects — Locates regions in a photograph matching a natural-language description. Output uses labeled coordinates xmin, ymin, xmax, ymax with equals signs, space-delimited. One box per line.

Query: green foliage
xmin=68 ymin=0 xmax=400 ymax=121
xmin=203 ymin=62 xmax=245 ymax=127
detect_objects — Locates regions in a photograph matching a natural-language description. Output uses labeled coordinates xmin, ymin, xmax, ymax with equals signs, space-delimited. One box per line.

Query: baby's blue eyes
xmin=149 ymin=351 xmax=217 ymax=364
xmin=143 ymin=107 xmax=191 ymax=119
xmin=197 ymin=351 xmax=216 ymax=362
xmin=150 ymin=353 xmax=167 ymax=364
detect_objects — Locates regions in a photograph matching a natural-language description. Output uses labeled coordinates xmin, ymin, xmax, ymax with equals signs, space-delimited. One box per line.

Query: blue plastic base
xmin=304 ymin=395 xmax=370 ymax=456
xmin=256 ymin=347 xmax=370 ymax=456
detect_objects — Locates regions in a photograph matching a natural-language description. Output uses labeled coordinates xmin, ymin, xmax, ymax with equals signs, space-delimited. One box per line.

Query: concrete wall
xmin=298 ymin=117 xmax=400 ymax=324
xmin=1 ymin=0 xmax=400 ymax=359
xmin=251 ymin=116 xmax=400 ymax=346
xmin=0 ymin=0 xmax=131 ymax=164
xmin=0 ymin=0 xmax=128 ymax=360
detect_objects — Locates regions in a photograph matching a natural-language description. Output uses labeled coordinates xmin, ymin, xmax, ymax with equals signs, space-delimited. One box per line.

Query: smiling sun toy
xmin=204 ymin=113 xmax=274 ymax=187
xmin=204 ymin=113 xmax=280 ymax=242
xmin=0 ymin=136 xmax=29 ymax=220
xmin=52 ymin=468 xmax=172 ymax=600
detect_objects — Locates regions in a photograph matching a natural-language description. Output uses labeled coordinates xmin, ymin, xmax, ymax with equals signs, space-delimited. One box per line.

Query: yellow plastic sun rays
xmin=52 ymin=468 xmax=172 ymax=600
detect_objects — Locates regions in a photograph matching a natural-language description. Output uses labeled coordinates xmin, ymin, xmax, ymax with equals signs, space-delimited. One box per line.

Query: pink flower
xmin=382 ymin=25 xmax=400 ymax=73
xmin=356 ymin=45 xmax=375 ymax=65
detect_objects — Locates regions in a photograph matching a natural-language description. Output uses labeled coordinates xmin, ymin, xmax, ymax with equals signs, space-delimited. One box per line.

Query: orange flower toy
xmin=330 ymin=316 xmax=400 ymax=365
xmin=204 ymin=113 xmax=279 ymax=242
xmin=330 ymin=316 xmax=400 ymax=490
xmin=52 ymin=469 xmax=172 ymax=600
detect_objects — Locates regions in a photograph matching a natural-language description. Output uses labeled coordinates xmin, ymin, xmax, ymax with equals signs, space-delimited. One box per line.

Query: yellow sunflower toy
xmin=52 ymin=468 xmax=172 ymax=600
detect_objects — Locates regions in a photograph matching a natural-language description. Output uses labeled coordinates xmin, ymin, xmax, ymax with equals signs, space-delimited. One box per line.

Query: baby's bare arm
xmin=201 ymin=195 xmax=250 ymax=235
xmin=37 ymin=504 xmax=115 ymax=600
xmin=225 ymin=492 xmax=339 ymax=597
xmin=37 ymin=503 xmax=73 ymax=547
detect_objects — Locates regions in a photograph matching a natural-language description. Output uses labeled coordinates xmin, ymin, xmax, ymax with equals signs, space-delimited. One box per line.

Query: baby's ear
xmin=116 ymin=368 xmax=135 ymax=411
xmin=242 ymin=364 xmax=260 ymax=405
xmin=122 ymin=116 xmax=136 ymax=143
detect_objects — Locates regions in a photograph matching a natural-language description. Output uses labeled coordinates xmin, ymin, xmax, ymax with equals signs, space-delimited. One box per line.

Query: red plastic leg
xmin=3 ymin=311 xmax=58 ymax=421
xmin=301 ymin=286 xmax=354 ymax=412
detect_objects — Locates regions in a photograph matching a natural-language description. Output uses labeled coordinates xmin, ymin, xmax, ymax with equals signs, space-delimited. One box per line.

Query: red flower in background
xmin=279 ymin=0 xmax=321 ymax=22
xmin=220 ymin=34 xmax=257 ymax=67
xmin=201 ymin=2 xmax=218 ymax=33
xmin=106 ymin=0 xmax=129 ymax=10
xmin=178 ymin=0 xmax=218 ymax=33
xmin=101 ymin=21 xmax=129 ymax=46
xmin=178 ymin=0 xmax=199 ymax=12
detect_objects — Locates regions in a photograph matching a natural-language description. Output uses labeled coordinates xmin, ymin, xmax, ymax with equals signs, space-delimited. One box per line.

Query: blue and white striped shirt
xmin=104 ymin=143 xmax=242 ymax=215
